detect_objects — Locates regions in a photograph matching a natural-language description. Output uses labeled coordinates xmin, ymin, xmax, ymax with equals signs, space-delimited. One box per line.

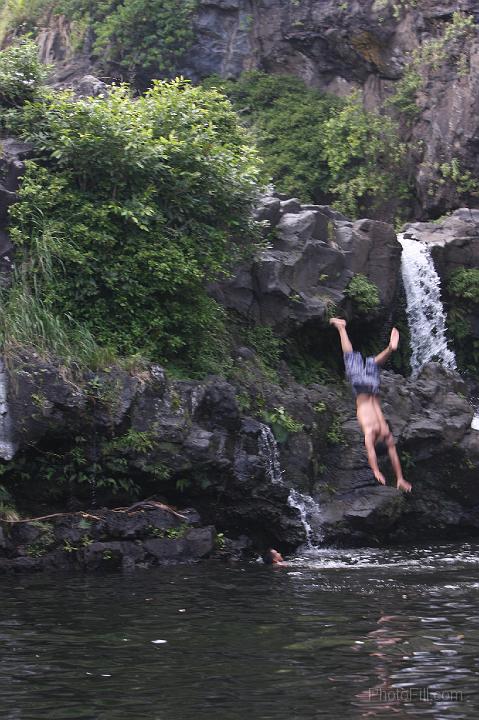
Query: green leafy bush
xmin=0 ymin=39 xmax=47 ymax=107
xmin=209 ymin=72 xmax=341 ymax=204
xmin=2 ymin=1 xmax=198 ymax=85
xmin=321 ymin=91 xmax=408 ymax=217
xmin=210 ymin=72 xmax=408 ymax=219
xmin=3 ymin=76 xmax=261 ymax=374
xmin=448 ymin=268 xmax=479 ymax=302
xmin=242 ymin=324 xmax=282 ymax=368
xmin=92 ymin=0 xmax=198 ymax=84
xmin=446 ymin=268 xmax=479 ymax=373
xmin=261 ymin=405 xmax=303 ymax=443
xmin=344 ymin=274 xmax=381 ymax=316
xmin=0 ymin=1 xmax=50 ymax=43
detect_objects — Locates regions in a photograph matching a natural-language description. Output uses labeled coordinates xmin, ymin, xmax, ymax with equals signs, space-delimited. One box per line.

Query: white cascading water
xmin=398 ymin=233 xmax=457 ymax=375
xmin=258 ymin=424 xmax=283 ymax=485
xmin=399 ymin=233 xmax=479 ymax=430
xmin=0 ymin=358 xmax=16 ymax=461
xmin=258 ymin=423 xmax=323 ymax=547
xmin=287 ymin=489 xmax=324 ymax=548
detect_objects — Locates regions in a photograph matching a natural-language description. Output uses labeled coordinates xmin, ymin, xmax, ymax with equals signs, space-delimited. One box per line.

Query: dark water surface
xmin=1 ymin=543 xmax=479 ymax=720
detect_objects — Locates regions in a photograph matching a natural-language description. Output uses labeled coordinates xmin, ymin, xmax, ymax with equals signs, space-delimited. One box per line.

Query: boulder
xmin=211 ymin=194 xmax=402 ymax=333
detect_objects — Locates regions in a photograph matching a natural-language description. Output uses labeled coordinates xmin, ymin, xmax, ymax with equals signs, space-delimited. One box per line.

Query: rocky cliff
xmin=28 ymin=0 xmax=479 ymax=218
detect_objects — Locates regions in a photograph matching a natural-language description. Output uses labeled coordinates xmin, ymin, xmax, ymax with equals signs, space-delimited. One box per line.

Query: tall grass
xmin=0 ymin=213 xmax=116 ymax=371
xmin=0 ymin=281 xmax=115 ymax=370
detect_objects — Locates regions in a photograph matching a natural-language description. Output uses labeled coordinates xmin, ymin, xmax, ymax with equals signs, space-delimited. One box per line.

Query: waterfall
xmin=399 ymin=233 xmax=479 ymax=430
xmin=0 ymin=359 xmax=16 ymax=461
xmin=258 ymin=423 xmax=322 ymax=547
xmin=258 ymin=423 xmax=283 ymax=484
xmin=398 ymin=233 xmax=456 ymax=375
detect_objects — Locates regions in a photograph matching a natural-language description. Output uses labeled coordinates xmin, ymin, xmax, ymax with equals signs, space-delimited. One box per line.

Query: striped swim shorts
xmin=343 ymin=351 xmax=380 ymax=396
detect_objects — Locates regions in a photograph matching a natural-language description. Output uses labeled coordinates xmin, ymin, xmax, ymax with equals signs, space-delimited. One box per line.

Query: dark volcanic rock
xmin=211 ymin=194 xmax=402 ymax=332
xmin=0 ymin=506 xmax=217 ymax=573
xmin=404 ymin=210 xmax=479 ymax=281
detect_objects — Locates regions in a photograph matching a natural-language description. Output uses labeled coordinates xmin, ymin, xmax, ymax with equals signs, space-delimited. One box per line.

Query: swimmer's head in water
xmin=262 ymin=548 xmax=284 ymax=565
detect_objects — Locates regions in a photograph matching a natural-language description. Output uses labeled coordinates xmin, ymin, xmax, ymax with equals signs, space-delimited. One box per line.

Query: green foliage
xmin=321 ymin=92 xmax=408 ymax=217
xmin=387 ymin=12 xmax=475 ymax=120
xmin=209 ymin=72 xmax=408 ymax=219
xmin=418 ymin=11 xmax=474 ymax=70
xmin=108 ymin=429 xmax=155 ymax=454
xmin=0 ymin=39 xmax=47 ymax=108
xmin=446 ymin=268 xmax=479 ymax=372
xmin=0 ymin=277 xmax=114 ymax=369
xmin=242 ymin=324 xmax=282 ymax=368
xmin=3 ymin=1 xmax=198 ymax=85
xmin=25 ymin=521 xmax=55 ymax=557
xmin=261 ymin=405 xmax=303 ymax=443
xmin=209 ymin=72 xmax=341 ymax=204
xmin=287 ymin=348 xmax=335 ymax=386
xmin=215 ymin=531 xmax=225 ymax=549
xmin=437 ymin=158 xmax=479 ymax=198
xmin=3 ymin=77 xmax=261 ymax=374
xmin=148 ymin=522 xmax=189 ymax=539
xmin=386 ymin=68 xmax=422 ymax=118
xmin=92 ymin=0 xmax=198 ymax=84
xmin=344 ymin=274 xmax=381 ymax=317
xmin=448 ymin=268 xmax=479 ymax=302
xmin=399 ymin=450 xmax=415 ymax=473
xmin=326 ymin=414 xmax=345 ymax=446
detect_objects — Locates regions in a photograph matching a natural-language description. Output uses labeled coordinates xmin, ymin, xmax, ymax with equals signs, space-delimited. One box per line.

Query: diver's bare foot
xmin=397 ymin=477 xmax=412 ymax=492
xmin=330 ymin=317 xmax=346 ymax=329
xmin=374 ymin=471 xmax=386 ymax=485
xmin=389 ymin=327 xmax=399 ymax=351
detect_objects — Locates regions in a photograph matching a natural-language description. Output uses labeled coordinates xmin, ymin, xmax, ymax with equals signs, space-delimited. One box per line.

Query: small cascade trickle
xmin=398 ymin=233 xmax=456 ymax=375
xmin=287 ymin=489 xmax=323 ymax=549
xmin=258 ymin=423 xmax=283 ymax=484
xmin=258 ymin=423 xmax=323 ymax=546
xmin=0 ymin=359 xmax=16 ymax=461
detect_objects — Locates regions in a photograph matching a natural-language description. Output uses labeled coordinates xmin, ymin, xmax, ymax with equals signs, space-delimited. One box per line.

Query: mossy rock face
xmin=0 ymin=507 xmax=217 ymax=573
xmin=351 ymin=31 xmax=388 ymax=70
